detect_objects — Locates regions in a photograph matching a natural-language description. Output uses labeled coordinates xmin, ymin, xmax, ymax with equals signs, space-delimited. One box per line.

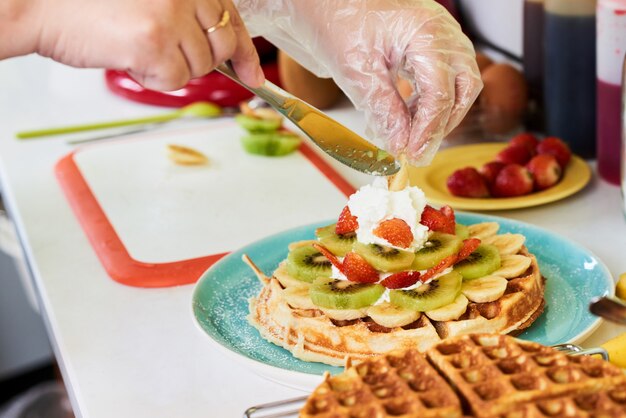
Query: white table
xmin=0 ymin=55 xmax=624 ymax=418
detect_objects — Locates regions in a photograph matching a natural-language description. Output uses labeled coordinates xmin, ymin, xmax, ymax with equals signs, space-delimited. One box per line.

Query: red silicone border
xmin=55 ymin=142 xmax=355 ymax=288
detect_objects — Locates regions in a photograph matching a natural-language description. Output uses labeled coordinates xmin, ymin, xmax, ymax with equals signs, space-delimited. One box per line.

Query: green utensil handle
xmin=16 ymin=112 xmax=184 ymax=139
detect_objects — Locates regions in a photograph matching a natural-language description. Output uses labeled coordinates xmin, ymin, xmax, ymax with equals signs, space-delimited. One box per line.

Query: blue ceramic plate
xmin=192 ymin=213 xmax=613 ymax=390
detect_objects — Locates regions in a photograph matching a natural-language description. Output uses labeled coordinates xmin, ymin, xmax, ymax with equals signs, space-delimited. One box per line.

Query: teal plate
xmin=192 ymin=213 xmax=613 ymax=390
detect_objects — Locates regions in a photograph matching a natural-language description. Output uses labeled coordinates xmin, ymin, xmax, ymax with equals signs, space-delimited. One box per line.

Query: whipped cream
xmin=347 ymin=177 xmax=429 ymax=252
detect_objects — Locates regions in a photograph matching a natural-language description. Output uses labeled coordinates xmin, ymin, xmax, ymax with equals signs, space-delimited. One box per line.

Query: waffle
xmin=248 ymin=234 xmax=545 ymax=366
xmin=300 ymin=334 xmax=626 ymax=418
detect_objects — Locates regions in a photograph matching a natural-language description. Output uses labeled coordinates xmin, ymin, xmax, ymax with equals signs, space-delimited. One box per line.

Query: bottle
xmin=524 ymin=0 xmax=545 ymax=130
xmin=544 ymin=0 xmax=597 ymax=158
xmin=597 ymin=0 xmax=626 ymax=185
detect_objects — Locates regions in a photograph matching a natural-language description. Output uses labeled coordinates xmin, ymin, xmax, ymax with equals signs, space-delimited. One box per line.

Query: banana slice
xmin=493 ymin=255 xmax=532 ymax=279
xmin=366 ymin=302 xmax=420 ymax=328
xmin=483 ymin=233 xmax=525 ymax=256
xmin=425 ymin=294 xmax=469 ymax=321
xmin=274 ymin=262 xmax=310 ymax=289
xmin=322 ymin=307 xmax=367 ymax=321
xmin=461 ymin=275 xmax=508 ymax=303
xmin=468 ymin=222 xmax=499 ymax=240
xmin=282 ymin=286 xmax=317 ymax=310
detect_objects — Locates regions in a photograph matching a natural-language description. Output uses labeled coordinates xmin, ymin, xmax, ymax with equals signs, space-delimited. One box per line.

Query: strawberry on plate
xmin=492 ymin=164 xmax=533 ymax=197
xmin=479 ymin=161 xmax=506 ymax=187
xmin=446 ymin=167 xmax=490 ymax=198
xmin=526 ymin=154 xmax=562 ymax=190
xmin=421 ymin=205 xmax=455 ymax=234
xmin=509 ymin=133 xmax=539 ymax=155
xmin=537 ymin=137 xmax=571 ymax=168
xmin=343 ymin=252 xmax=379 ymax=283
xmin=335 ymin=206 xmax=358 ymax=235
xmin=380 ymin=271 xmax=421 ymax=289
xmin=373 ymin=218 xmax=413 ymax=248
xmin=495 ymin=144 xmax=532 ymax=165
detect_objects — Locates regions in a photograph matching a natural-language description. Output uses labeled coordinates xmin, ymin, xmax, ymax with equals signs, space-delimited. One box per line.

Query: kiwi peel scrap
xmin=453 ymin=244 xmax=501 ymax=280
xmin=309 ymin=277 xmax=385 ymax=310
xmin=235 ymin=114 xmax=282 ymax=133
xmin=389 ymin=271 xmax=462 ymax=312
xmin=286 ymin=245 xmax=332 ymax=283
xmin=412 ymin=232 xmax=463 ymax=271
xmin=315 ymin=224 xmax=356 ymax=257
xmin=353 ymin=242 xmax=414 ymax=272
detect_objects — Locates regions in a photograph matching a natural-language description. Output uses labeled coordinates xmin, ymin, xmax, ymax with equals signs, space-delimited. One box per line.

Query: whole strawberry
xmin=495 ymin=144 xmax=532 ymax=165
xmin=446 ymin=167 xmax=490 ymax=198
xmin=537 ymin=137 xmax=571 ymax=168
xmin=479 ymin=161 xmax=506 ymax=187
xmin=509 ymin=133 xmax=539 ymax=155
xmin=526 ymin=154 xmax=562 ymax=190
xmin=492 ymin=164 xmax=533 ymax=197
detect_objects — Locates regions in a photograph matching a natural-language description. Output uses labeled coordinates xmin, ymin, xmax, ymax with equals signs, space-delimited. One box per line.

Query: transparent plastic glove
xmin=2 ymin=0 xmax=264 ymax=91
xmin=235 ymin=0 xmax=482 ymax=165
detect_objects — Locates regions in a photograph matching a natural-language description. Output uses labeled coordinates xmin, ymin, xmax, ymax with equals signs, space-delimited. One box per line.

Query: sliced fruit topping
xmin=366 ymin=302 xmax=420 ymax=328
xmin=455 ymin=224 xmax=470 ymax=240
xmin=461 ymin=275 xmax=508 ymax=303
xmin=425 ymin=294 xmax=469 ymax=321
xmin=373 ymin=218 xmax=414 ymax=248
xmin=420 ymin=205 xmax=455 ymax=234
xmin=312 ymin=243 xmax=344 ymax=272
xmin=420 ymin=254 xmax=457 ymax=282
xmin=315 ymin=224 xmax=356 ymax=256
xmin=412 ymin=232 xmax=463 ymax=271
xmin=309 ymin=277 xmax=385 ymax=310
xmin=283 ymin=286 xmax=317 ymax=310
xmin=493 ymin=254 xmax=532 ymax=279
xmin=389 ymin=271 xmax=462 ymax=312
xmin=440 ymin=205 xmax=455 ymax=224
xmin=468 ymin=222 xmax=499 ymax=240
xmin=380 ymin=271 xmax=421 ymax=289
xmin=483 ymin=233 xmax=525 ymax=256
xmin=336 ymin=206 xmax=358 ymax=235
xmin=321 ymin=307 xmax=367 ymax=321
xmin=456 ymin=238 xmax=482 ymax=261
xmin=343 ymin=252 xmax=379 ymax=283
xmin=353 ymin=242 xmax=415 ymax=272
xmin=453 ymin=244 xmax=501 ymax=280
xmin=286 ymin=245 xmax=332 ymax=283
xmin=235 ymin=114 xmax=282 ymax=133
xmin=240 ymin=132 xmax=301 ymax=156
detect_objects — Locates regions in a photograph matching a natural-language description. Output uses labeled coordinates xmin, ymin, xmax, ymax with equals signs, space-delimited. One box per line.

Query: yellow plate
xmin=409 ymin=143 xmax=592 ymax=211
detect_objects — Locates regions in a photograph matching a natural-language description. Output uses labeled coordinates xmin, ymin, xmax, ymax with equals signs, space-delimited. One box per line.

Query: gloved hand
xmin=1 ymin=0 xmax=264 ymax=90
xmin=235 ymin=0 xmax=482 ymax=165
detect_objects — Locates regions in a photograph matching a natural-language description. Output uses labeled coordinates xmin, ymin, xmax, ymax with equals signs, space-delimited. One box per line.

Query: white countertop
xmin=1 ymin=55 xmax=624 ymax=418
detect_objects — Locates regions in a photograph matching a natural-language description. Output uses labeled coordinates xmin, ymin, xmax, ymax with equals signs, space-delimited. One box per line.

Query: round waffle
xmin=248 ymin=224 xmax=546 ymax=367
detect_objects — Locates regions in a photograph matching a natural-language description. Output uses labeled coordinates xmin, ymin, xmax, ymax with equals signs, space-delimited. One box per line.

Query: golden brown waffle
xmin=300 ymin=334 xmax=626 ymax=418
xmin=248 ymin=245 xmax=544 ymax=366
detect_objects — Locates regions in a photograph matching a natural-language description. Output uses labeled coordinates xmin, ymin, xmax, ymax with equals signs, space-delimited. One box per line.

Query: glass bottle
xmin=524 ymin=0 xmax=545 ymax=130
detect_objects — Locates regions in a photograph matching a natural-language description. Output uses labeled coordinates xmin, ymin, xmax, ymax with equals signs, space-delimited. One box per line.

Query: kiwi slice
xmin=240 ymin=132 xmax=301 ymax=156
xmin=309 ymin=277 xmax=385 ymax=309
xmin=235 ymin=114 xmax=282 ymax=133
xmin=455 ymin=224 xmax=470 ymax=240
xmin=353 ymin=242 xmax=414 ymax=272
xmin=315 ymin=224 xmax=356 ymax=256
xmin=389 ymin=271 xmax=462 ymax=312
xmin=286 ymin=245 xmax=332 ymax=283
xmin=412 ymin=233 xmax=463 ymax=271
xmin=453 ymin=244 xmax=501 ymax=280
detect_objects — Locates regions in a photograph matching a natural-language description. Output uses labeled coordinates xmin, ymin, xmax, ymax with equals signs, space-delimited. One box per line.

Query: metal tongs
xmin=216 ymin=62 xmax=399 ymax=176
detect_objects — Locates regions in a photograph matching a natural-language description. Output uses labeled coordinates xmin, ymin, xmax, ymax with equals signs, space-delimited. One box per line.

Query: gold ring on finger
xmin=206 ymin=10 xmax=230 ymax=34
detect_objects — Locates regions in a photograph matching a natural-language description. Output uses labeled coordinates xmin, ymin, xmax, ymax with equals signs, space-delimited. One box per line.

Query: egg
xmin=480 ymin=63 xmax=528 ymax=134
xmin=278 ymin=51 xmax=343 ymax=109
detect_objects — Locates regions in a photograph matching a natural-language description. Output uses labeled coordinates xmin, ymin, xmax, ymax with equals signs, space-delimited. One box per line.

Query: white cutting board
xmin=72 ymin=121 xmax=351 ymax=264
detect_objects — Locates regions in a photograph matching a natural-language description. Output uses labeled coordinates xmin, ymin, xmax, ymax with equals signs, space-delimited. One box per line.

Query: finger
xmin=404 ymin=52 xmax=456 ymax=165
xmin=443 ymin=58 xmax=482 ymax=136
xmin=178 ymin=15 xmax=214 ymax=79
xmin=196 ymin=1 xmax=238 ymax=71
xmin=222 ymin=1 xmax=264 ymax=87
xmin=128 ymin=46 xmax=191 ymax=91
xmin=334 ymin=58 xmax=411 ymax=156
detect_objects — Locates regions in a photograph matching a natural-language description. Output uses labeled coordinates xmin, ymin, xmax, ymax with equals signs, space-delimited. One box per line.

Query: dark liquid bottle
xmin=524 ymin=0 xmax=545 ymax=130
xmin=544 ymin=0 xmax=597 ymax=158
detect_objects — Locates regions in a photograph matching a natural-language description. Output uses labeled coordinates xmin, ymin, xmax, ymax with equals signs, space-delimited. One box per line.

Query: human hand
xmin=236 ymin=0 xmax=482 ymax=165
xmin=7 ymin=0 xmax=264 ymax=90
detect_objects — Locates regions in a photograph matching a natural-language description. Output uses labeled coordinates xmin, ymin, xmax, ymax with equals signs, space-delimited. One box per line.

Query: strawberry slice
xmin=420 ymin=254 xmax=457 ymax=282
xmin=420 ymin=205 xmax=455 ymax=234
xmin=343 ymin=252 xmax=379 ymax=283
xmin=335 ymin=206 xmax=358 ymax=235
xmin=440 ymin=205 xmax=455 ymax=225
xmin=312 ymin=243 xmax=344 ymax=272
xmin=373 ymin=218 xmax=414 ymax=248
xmin=456 ymin=238 xmax=481 ymax=262
xmin=380 ymin=271 xmax=422 ymax=289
